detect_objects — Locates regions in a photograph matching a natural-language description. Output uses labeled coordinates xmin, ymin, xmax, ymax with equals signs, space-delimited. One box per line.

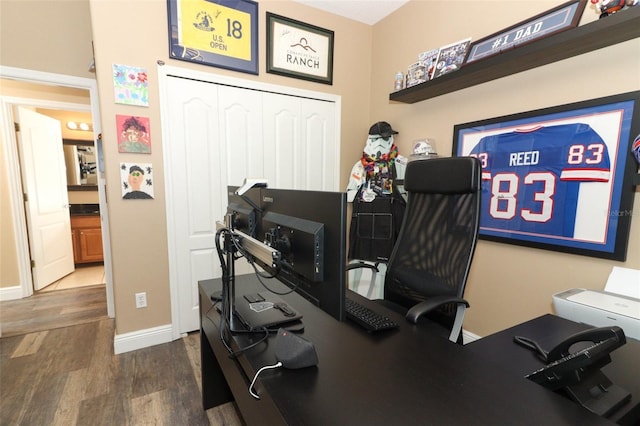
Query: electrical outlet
xmin=135 ymin=292 xmax=147 ymax=308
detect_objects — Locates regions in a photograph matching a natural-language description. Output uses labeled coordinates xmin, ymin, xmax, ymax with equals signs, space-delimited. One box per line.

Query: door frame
xmin=0 ymin=65 xmax=114 ymax=317
xmin=158 ymin=64 xmax=342 ymax=338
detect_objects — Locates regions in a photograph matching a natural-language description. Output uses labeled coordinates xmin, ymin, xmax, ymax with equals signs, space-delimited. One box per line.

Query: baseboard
xmin=0 ymin=285 xmax=23 ymax=301
xmin=113 ymin=324 xmax=173 ymax=354
xmin=463 ymin=329 xmax=482 ymax=344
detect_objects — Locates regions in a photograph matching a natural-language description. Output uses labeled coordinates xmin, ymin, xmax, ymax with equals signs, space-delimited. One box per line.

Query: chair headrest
xmin=404 ymin=157 xmax=480 ymax=194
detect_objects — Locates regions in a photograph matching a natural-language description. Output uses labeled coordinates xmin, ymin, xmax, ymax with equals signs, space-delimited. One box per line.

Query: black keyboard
xmin=345 ymin=297 xmax=399 ymax=332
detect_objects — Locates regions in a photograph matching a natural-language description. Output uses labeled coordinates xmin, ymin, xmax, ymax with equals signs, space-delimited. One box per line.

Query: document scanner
xmin=553 ymin=289 xmax=640 ymax=341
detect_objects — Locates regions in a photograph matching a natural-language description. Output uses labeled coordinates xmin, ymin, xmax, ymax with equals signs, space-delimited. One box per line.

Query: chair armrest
xmin=346 ymin=262 xmax=379 ymax=273
xmin=405 ymin=296 xmax=469 ymax=323
xmin=347 ymin=262 xmax=380 ymax=298
xmin=406 ymin=296 xmax=470 ymax=343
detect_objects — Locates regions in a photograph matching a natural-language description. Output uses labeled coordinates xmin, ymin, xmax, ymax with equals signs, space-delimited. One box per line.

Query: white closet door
xmin=165 ymin=77 xmax=222 ymax=333
xmin=162 ymin=71 xmax=339 ymax=335
xmin=301 ymin=98 xmax=338 ymax=191
xmin=218 ymin=85 xmax=264 ymax=187
xmin=217 ymin=85 xmax=263 ymax=278
xmin=263 ymin=95 xmax=337 ymax=191
xmin=263 ymin=92 xmax=300 ymax=189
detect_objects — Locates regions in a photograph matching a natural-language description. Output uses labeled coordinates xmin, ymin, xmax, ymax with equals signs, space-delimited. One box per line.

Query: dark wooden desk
xmin=199 ymin=276 xmax=623 ymax=425
xmin=466 ymin=314 xmax=640 ymax=426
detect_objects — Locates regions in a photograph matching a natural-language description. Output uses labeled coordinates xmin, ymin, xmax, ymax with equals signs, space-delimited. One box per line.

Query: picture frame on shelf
xmin=465 ymin=0 xmax=587 ymax=64
xmin=418 ymin=48 xmax=439 ymax=80
xmin=266 ymin=12 xmax=334 ymax=85
xmin=453 ymin=91 xmax=639 ymax=261
xmin=406 ymin=61 xmax=428 ymax=88
xmin=431 ymin=37 xmax=471 ymax=79
xmin=167 ymin=0 xmax=259 ymax=75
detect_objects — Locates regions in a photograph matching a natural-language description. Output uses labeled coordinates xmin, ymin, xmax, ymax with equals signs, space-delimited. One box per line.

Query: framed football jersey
xmin=453 ymin=91 xmax=639 ymax=261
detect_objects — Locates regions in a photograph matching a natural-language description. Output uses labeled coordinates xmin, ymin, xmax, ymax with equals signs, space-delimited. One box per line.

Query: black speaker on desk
xmin=275 ymin=328 xmax=318 ymax=369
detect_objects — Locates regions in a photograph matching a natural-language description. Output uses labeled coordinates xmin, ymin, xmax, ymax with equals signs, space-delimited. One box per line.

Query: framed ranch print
xmin=453 ymin=91 xmax=639 ymax=261
xmin=167 ymin=0 xmax=258 ymax=75
xmin=266 ymin=12 xmax=334 ymax=85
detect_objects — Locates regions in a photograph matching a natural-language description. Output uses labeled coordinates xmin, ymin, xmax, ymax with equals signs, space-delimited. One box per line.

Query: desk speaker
xmin=275 ymin=328 xmax=318 ymax=369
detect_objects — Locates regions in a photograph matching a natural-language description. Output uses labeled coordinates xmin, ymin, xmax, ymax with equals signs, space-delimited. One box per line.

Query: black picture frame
xmin=266 ymin=12 xmax=334 ymax=85
xmin=167 ymin=0 xmax=258 ymax=75
xmin=453 ymin=91 xmax=639 ymax=261
xmin=466 ymin=0 xmax=587 ymax=64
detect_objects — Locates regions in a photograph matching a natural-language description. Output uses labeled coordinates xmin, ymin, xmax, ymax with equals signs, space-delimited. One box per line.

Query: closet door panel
xmin=218 ymin=86 xmax=264 ymax=187
xmin=165 ymin=77 xmax=222 ymax=333
xmin=263 ymin=92 xmax=300 ymax=189
xmin=301 ymin=98 xmax=337 ymax=191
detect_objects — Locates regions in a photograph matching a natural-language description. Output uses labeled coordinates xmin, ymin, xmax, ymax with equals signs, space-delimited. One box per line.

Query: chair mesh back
xmin=384 ymin=157 xmax=481 ymax=321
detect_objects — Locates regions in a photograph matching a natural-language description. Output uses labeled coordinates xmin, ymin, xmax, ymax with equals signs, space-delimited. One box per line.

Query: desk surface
xmin=199 ymin=276 xmax=629 ymax=425
xmin=467 ymin=314 xmax=640 ymax=425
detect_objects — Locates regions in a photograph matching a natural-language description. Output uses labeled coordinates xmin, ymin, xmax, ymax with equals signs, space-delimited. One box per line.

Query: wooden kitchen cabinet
xmin=71 ymin=215 xmax=103 ymax=264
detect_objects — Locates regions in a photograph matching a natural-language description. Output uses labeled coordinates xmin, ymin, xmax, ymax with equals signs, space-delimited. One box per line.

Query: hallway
xmin=39 ymin=264 xmax=105 ymax=293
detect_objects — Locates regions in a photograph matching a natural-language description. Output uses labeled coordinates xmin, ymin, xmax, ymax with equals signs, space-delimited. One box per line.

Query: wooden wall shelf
xmin=389 ymin=8 xmax=640 ymax=104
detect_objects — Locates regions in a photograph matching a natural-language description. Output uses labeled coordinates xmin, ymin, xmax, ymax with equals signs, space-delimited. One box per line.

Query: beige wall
xmin=87 ymin=0 xmax=373 ymax=334
xmin=1 ymin=0 xmax=638 ymax=338
xmin=0 ymin=0 xmax=95 ymax=79
xmin=35 ymin=109 xmax=94 ymax=141
xmin=371 ymin=0 xmax=640 ymax=336
xmin=0 ymin=129 xmax=20 ymax=287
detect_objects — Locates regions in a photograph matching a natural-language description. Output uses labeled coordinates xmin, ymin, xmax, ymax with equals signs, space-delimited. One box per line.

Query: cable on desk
xmin=214 ymin=227 xmax=273 ymax=358
xmin=249 ymin=362 xmax=282 ymax=399
xmin=213 ymin=226 xmax=304 ymax=358
xmin=227 ymin=326 xmax=270 ymax=358
xmin=513 ymin=335 xmax=549 ymax=362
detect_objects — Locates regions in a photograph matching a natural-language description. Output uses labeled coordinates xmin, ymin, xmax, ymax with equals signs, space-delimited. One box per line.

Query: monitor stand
xmin=217 ymin=229 xmax=247 ymax=335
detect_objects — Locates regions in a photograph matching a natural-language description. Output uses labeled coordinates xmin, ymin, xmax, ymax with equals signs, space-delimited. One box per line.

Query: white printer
xmin=553 ymin=288 xmax=640 ymax=341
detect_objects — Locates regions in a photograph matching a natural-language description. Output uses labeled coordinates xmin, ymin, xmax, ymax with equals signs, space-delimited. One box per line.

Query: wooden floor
xmin=0 ymin=285 xmax=109 ymax=338
xmin=0 ymin=287 xmax=243 ymax=425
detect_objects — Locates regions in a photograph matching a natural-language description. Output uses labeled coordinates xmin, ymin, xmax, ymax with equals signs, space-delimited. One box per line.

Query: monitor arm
xmin=215 ymin=219 xmax=281 ymax=333
xmin=236 ymin=178 xmax=268 ymax=195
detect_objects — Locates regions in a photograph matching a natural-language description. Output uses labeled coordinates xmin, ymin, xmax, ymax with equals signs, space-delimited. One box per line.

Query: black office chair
xmin=376 ymin=156 xmax=481 ymax=344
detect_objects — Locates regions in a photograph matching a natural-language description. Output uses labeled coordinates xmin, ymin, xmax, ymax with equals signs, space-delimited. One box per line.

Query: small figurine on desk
xmin=591 ymin=0 xmax=638 ymax=18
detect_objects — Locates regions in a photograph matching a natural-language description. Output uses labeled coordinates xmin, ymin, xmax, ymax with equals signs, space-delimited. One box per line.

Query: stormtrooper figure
xmin=346 ymin=121 xmax=407 ymax=202
xmin=347 ymin=121 xmax=408 ymax=268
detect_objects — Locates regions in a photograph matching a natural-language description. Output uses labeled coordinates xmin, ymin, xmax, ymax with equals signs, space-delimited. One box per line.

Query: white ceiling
xmin=292 ymin=0 xmax=410 ymax=25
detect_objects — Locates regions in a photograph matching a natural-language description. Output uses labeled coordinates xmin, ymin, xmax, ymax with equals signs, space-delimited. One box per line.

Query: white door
xmin=15 ymin=107 xmax=74 ymax=290
xmin=164 ymin=77 xmax=223 ymax=333
xmin=161 ymin=70 xmax=339 ymax=334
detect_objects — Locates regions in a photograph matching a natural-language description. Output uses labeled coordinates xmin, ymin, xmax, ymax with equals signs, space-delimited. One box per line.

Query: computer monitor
xmin=226 ymin=186 xmax=260 ymax=238
xmin=258 ymin=188 xmax=347 ymax=321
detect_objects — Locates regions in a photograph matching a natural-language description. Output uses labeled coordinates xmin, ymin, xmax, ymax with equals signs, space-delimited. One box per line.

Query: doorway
xmin=0 ymin=66 xmax=114 ymax=318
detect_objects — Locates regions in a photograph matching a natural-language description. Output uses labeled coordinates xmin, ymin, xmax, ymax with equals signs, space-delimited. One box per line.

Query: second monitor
xmin=227 ymin=186 xmax=347 ymax=321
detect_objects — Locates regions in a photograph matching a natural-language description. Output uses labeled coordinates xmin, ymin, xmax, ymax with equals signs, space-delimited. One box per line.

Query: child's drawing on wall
xmin=113 ymin=64 xmax=149 ymax=107
xmin=120 ymin=162 xmax=154 ymax=199
xmin=117 ymin=115 xmax=151 ymax=153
